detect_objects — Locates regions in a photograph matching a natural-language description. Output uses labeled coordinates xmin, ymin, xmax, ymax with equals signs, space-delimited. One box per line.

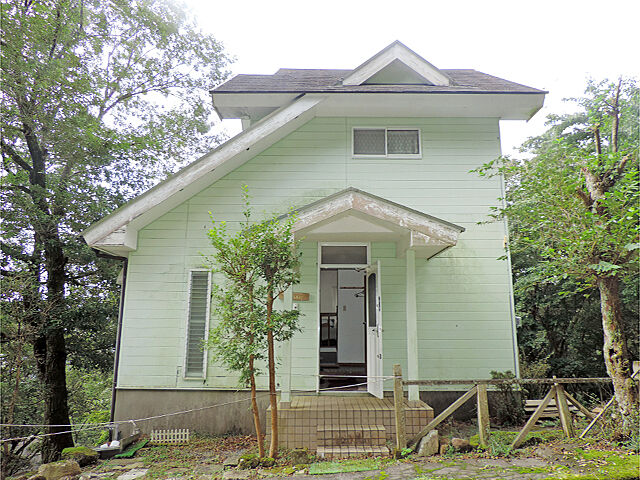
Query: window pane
xmin=387 ymin=129 xmax=419 ymax=154
xmin=321 ymin=245 xmax=367 ymax=264
xmin=353 ymin=129 xmax=385 ymax=155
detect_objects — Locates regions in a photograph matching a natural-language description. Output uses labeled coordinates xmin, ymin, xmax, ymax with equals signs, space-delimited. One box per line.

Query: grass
xmin=308 ymin=458 xmax=391 ymax=475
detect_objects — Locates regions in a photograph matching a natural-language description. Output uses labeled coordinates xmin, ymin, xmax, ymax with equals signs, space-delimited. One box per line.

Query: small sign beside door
xmin=278 ymin=292 xmax=310 ymax=301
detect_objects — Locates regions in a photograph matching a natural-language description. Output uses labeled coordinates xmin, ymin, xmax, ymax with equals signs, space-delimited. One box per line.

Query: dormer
xmin=342 ymin=41 xmax=451 ymax=86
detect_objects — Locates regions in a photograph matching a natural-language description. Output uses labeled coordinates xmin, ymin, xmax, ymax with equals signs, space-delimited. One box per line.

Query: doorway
xmin=318 ymin=244 xmax=368 ymax=391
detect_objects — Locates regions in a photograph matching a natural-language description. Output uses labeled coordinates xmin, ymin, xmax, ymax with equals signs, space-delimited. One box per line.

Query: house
xmin=84 ymin=41 xmax=546 ymax=452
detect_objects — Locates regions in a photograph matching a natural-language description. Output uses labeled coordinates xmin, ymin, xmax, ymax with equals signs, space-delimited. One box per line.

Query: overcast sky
xmin=186 ymin=0 xmax=640 ymax=156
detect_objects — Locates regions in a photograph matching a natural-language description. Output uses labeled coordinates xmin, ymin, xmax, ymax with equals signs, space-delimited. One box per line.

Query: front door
xmin=366 ymin=260 xmax=383 ymax=398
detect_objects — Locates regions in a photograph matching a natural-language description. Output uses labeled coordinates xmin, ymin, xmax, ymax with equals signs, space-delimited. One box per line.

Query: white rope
xmin=1 ymin=377 xmax=395 ymax=441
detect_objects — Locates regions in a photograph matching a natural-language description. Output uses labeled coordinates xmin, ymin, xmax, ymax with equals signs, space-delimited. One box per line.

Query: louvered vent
xmin=185 ymin=271 xmax=210 ymax=377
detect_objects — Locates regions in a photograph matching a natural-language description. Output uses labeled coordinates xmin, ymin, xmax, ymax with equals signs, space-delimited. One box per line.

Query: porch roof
xmin=283 ymin=188 xmax=465 ymax=259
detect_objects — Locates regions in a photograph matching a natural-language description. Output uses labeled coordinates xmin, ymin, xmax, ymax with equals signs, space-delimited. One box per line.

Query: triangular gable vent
xmin=342 ymin=41 xmax=451 ymax=87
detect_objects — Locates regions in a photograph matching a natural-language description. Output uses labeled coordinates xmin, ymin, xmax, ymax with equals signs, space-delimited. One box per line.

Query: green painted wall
xmin=118 ymin=116 xmax=516 ymax=391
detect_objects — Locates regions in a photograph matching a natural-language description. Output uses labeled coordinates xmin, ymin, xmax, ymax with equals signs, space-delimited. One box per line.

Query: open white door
xmin=366 ymin=260 xmax=383 ymax=398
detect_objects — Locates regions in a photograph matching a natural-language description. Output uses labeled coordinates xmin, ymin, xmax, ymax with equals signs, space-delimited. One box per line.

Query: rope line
xmin=1 ymin=377 xmax=394 ymax=442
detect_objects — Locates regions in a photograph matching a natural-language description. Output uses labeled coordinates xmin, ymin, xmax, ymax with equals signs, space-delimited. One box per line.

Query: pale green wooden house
xmin=84 ymin=41 xmax=546 ymax=446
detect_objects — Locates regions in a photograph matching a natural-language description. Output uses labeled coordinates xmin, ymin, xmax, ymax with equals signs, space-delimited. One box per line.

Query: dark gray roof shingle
xmin=212 ymin=68 xmax=545 ymax=94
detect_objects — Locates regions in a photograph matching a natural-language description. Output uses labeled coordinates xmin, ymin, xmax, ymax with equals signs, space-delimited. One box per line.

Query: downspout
xmin=93 ymin=249 xmax=128 ymax=429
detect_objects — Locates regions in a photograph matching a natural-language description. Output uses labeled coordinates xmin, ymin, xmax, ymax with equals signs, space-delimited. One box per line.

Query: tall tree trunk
xmin=248 ymin=355 xmax=264 ymax=458
xmin=266 ymin=293 xmax=278 ymax=458
xmin=34 ymin=230 xmax=74 ymax=461
xmin=34 ymin=327 xmax=74 ymax=462
xmin=597 ymin=275 xmax=638 ymax=428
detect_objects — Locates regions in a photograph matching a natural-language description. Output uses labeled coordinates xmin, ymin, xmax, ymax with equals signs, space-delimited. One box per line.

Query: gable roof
xmin=85 ymin=42 xmax=546 ymax=255
xmin=283 ymin=187 xmax=465 ymax=259
xmin=213 ymin=68 xmax=545 ymax=94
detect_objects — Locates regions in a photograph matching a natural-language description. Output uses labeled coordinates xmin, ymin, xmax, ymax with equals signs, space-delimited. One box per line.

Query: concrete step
xmin=316 ymin=446 xmax=389 ymax=459
xmin=317 ymin=424 xmax=386 ymax=447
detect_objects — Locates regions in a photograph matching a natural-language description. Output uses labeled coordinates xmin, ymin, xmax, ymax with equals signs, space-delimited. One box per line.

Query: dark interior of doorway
xmin=319 ymin=268 xmax=367 ymax=391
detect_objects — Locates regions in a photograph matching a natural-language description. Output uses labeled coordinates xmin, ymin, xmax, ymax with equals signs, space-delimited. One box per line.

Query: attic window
xmin=353 ymin=128 xmax=420 ymax=157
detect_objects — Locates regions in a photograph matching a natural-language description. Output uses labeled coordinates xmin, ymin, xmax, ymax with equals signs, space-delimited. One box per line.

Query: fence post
xmin=555 ymin=382 xmax=575 ymax=438
xmin=393 ymin=364 xmax=407 ymax=451
xmin=476 ymin=383 xmax=490 ymax=448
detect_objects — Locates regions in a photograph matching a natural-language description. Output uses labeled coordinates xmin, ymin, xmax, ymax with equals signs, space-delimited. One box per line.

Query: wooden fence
xmin=391 ymin=364 xmax=616 ymax=452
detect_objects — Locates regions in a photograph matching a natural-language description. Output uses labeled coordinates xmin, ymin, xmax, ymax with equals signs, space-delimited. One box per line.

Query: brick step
xmin=317 ymin=424 xmax=386 ymax=447
xmin=316 ymin=446 xmax=389 ymax=459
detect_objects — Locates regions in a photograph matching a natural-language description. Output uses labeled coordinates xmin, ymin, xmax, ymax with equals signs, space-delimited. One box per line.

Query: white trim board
xmin=342 ymin=41 xmax=451 ymax=87
xmin=83 ymin=94 xmax=324 ymax=256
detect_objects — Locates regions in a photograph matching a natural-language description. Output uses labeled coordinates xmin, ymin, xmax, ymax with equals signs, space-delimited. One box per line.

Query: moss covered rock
xmin=37 ymin=460 xmax=81 ymax=480
xmin=61 ymin=446 xmax=98 ymax=467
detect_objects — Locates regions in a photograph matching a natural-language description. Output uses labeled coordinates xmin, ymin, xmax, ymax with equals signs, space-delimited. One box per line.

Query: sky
xmin=185 ymin=0 xmax=640 ymax=156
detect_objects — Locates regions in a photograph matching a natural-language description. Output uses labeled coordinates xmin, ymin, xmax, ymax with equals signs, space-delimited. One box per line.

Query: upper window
xmin=353 ymin=128 xmax=420 ymax=157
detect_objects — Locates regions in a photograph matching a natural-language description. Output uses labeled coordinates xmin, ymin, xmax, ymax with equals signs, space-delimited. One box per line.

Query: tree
xmin=1 ymin=0 xmax=230 ymax=460
xmin=207 ymin=190 xmax=301 ymax=458
xmin=477 ymin=79 xmax=639 ymax=427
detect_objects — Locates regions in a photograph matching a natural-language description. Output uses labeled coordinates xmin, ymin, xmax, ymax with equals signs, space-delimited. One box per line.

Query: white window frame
xmin=183 ymin=269 xmax=212 ymax=380
xmin=352 ymin=127 xmax=422 ymax=159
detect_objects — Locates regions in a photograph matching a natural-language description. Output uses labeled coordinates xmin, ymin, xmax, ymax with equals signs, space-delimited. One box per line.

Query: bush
xmin=490 ymin=371 xmax=525 ymax=426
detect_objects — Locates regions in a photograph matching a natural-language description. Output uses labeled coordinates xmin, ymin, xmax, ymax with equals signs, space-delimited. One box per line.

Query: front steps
xmin=265 ymin=395 xmax=434 ymax=457
xmin=316 ymin=424 xmax=388 ymax=458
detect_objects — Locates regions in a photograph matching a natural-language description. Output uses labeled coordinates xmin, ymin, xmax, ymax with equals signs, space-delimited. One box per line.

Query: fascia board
xmin=343 ymin=43 xmax=450 ymax=86
xmin=314 ymin=92 xmax=545 ymax=120
xmin=84 ymin=94 xmax=324 ymax=247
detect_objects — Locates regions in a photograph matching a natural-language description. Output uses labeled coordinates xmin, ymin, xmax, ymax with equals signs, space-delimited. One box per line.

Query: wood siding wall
xmin=118 ymin=116 xmax=516 ymax=391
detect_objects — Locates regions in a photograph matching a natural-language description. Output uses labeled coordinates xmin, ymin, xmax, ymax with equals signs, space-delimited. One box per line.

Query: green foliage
xmin=489 ymin=371 xmax=525 ymax=426
xmin=1 ymin=0 xmax=231 ymax=461
xmin=206 ymin=188 xmax=302 ymax=386
xmin=475 ymin=78 xmax=639 ymax=421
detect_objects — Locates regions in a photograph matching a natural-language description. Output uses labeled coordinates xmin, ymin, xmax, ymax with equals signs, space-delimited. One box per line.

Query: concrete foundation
xmin=113 ymin=389 xmax=270 ymax=437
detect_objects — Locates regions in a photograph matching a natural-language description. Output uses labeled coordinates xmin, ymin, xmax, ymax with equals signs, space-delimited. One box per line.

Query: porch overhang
xmin=287 ymin=188 xmax=464 ymax=259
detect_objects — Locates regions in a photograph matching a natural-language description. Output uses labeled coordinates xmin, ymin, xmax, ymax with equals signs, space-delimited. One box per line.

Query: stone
xmin=288 ymin=449 xmax=311 ymax=465
xmin=259 ymin=457 xmax=275 ymax=468
xmin=58 ymin=476 xmax=80 ymax=480
xmin=439 ymin=436 xmax=450 ymax=455
xmin=27 ymin=476 xmax=46 ymax=480
xmin=61 ymin=447 xmax=99 ymax=468
xmin=223 ymin=453 xmax=241 ymax=467
xmin=115 ymin=468 xmax=148 ymax=480
xmin=237 ymin=454 xmax=259 ymax=469
xmin=222 ymin=471 xmax=251 ymax=480
xmin=450 ymin=437 xmax=472 ymax=452
xmin=417 ymin=430 xmax=439 ymax=457
xmin=38 ymin=460 xmax=82 ymax=480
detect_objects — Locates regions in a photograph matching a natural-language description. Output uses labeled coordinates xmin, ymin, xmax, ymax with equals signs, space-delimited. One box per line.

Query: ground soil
xmin=13 ymin=430 xmax=639 ymax=480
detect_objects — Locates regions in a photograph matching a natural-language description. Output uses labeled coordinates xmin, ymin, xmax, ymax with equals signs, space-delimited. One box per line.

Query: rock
xmin=288 ymin=449 xmax=311 ymax=465
xmin=417 ymin=430 xmax=439 ymax=456
xmin=237 ymin=454 xmax=259 ymax=469
xmin=27 ymin=476 xmax=46 ymax=480
xmin=450 ymin=437 xmax=472 ymax=452
xmin=439 ymin=437 xmax=450 ymax=455
xmin=61 ymin=447 xmax=99 ymax=467
xmin=222 ymin=471 xmax=251 ymax=480
xmin=58 ymin=476 xmax=80 ymax=480
xmin=38 ymin=460 xmax=82 ymax=480
xmin=259 ymin=457 xmax=275 ymax=468
xmin=223 ymin=453 xmax=241 ymax=467
xmin=115 ymin=468 xmax=148 ymax=480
